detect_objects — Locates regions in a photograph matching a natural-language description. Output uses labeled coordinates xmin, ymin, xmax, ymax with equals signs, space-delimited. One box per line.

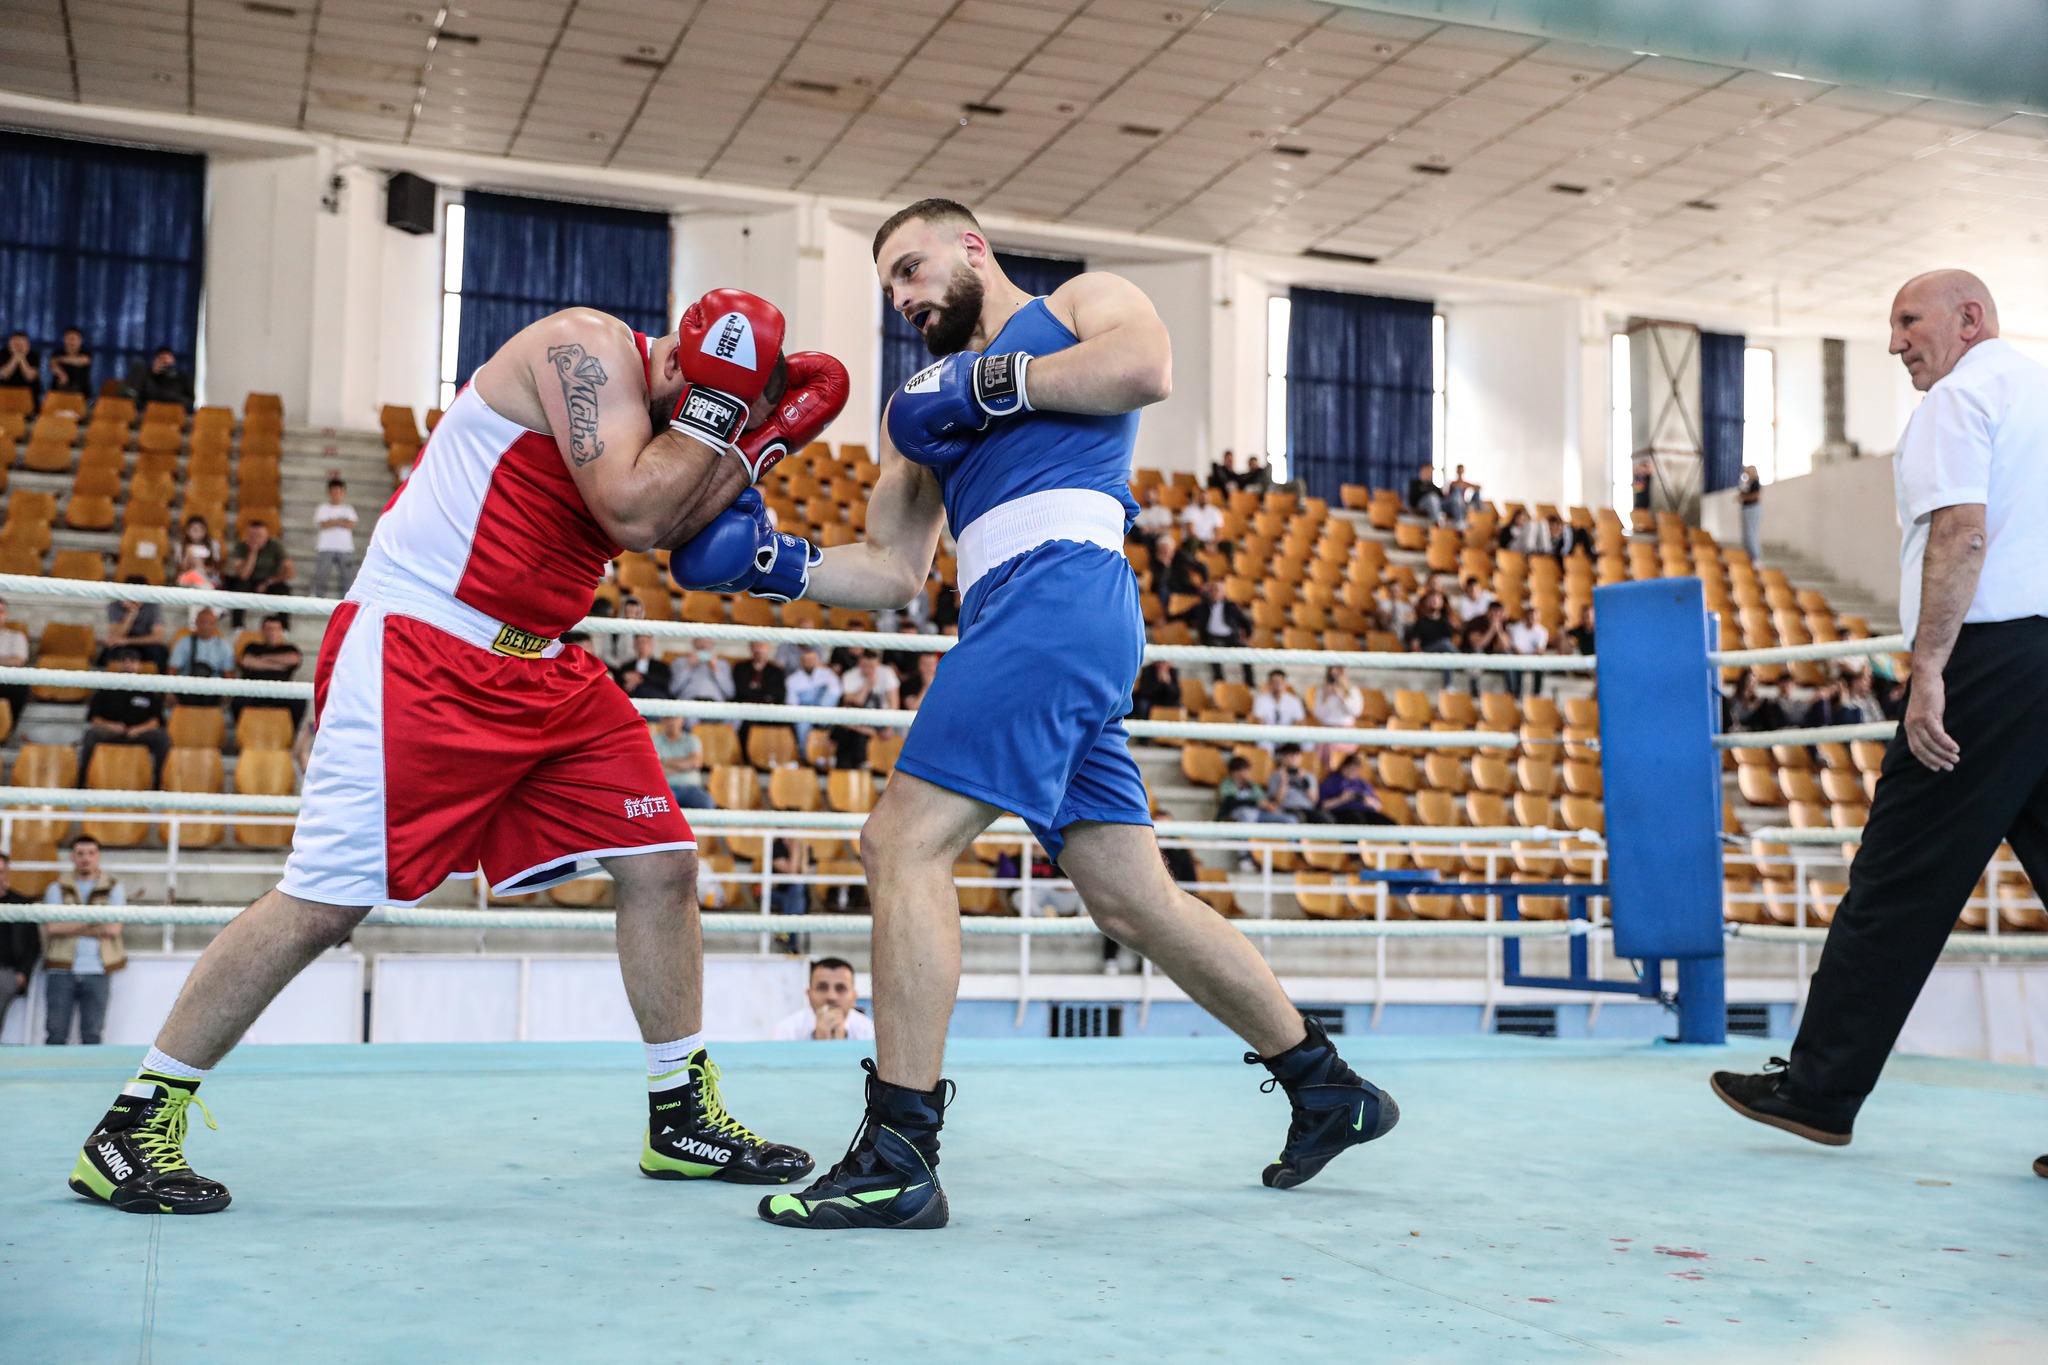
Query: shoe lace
xmin=136 ymin=1090 xmax=215 ymax=1173
xmin=1763 ymin=1056 xmax=1791 ymax=1077
xmin=692 ymin=1060 xmax=763 ymax=1146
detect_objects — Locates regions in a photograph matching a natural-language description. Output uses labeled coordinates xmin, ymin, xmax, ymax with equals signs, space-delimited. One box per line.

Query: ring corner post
xmin=1593 ymin=578 xmax=1726 ymax=1045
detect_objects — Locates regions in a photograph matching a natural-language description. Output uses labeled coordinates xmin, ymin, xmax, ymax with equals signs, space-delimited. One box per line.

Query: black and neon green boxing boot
xmin=758 ymin=1059 xmax=951 ymax=1230
xmin=1252 ymin=1016 xmax=1399 ymax=1189
xmin=642 ymin=1050 xmax=813 ymax=1185
xmin=69 ymin=1073 xmax=232 ymax=1214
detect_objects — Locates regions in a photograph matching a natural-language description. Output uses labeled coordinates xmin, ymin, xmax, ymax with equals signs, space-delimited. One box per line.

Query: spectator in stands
xmin=127 ymin=346 xmax=194 ymax=410
xmin=103 ymin=580 xmax=168 ymax=670
xmin=1462 ymin=601 xmax=1514 ymax=693
xmin=1375 ymin=580 xmax=1415 ymax=640
xmin=601 ymin=595 xmax=645 ymax=666
xmin=771 ymin=957 xmax=876 ymax=1041
xmin=1320 ymin=752 xmax=1394 ymax=825
xmin=731 ymin=640 xmax=785 ymax=709
xmin=835 ymin=650 xmax=899 ymax=770
xmin=1497 ymin=507 xmax=1533 ymax=552
xmin=670 ymin=639 xmax=734 ymax=703
xmin=1453 ymin=576 xmax=1495 ymax=626
xmin=1566 ymin=603 xmax=1596 ymax=656
xmin=1406 ymin=463 xmax=1448 ymax=525
xmin=1208 ymin=449 xmax=1242 ymax=492
xmin=1177 ymin=580 xmax=1252 ymax=684
xmin=1132 ymin=483 xmax=1175 ymax=535
xmin=1631 ymin=455 xmax=1654 ymax=511
xmin=311 ymin=478 xmax=359 ymax=599
xmin=168 ymin=607 xmax=235 ymax=706
xmin=1545 ymin=511 xmax=1579 ymax=560
xmin=0 ymin=332 xmax=40 ymax=404
xmin=1266 ymin=743 xmax=1327 ymax=823
xmin=78 ymin=649 xmax=170 ymax=782
xmin=180 ymin=515 xmax=223 ymax=581
xmin=236 ymin=615 xmax=305 ymax=728
xmin=0 ymin=599 xmax=30 ymax=725
xmin=1250 ymin=668 xmax=1306 ymax=746
xmin=649 ymin=714 xmax=715 ymax=810
xmin=1179 ymin=492 xmax=1225 ymax=549
xmin=928 ymin=573 xmax=960 ymax=634
xmin=222 ymin=522 xmax=293 ymax=627
xmin=1736 ymin=464 xmax=1765 ymax=564
xmin=768 ymin=839 xmax=812 ymax=949
xmin=1445 ymin=465 xmax=1481 ymax=524
xmin=0 ymin=852 xmax=38 ymax=1038
xmin=1506 ymin=605 xmax=1549 ymax=697
xmin=1131 ymin=659 xmax=1181 ymax=721
xmin=1308 ymin=666 xmax=1363 ymax=768
xmin=1407 ymin=589 xmax=1459 ymax=687
xmin=1242 ymin=454 xmax=1269 ymax=488
xmin=613 ymin=634 xmax=672 ymax=700
xmin=40 ymin=837 xmax=126 ymax=1046
xmin=1725 ymin=671 xmax=1788 ymax=734
xmin=785 ymin=645 xmax=842 ymax=754
xmin=1217 ymin=755 xmax=1289 ymax=824
xmin=1155 ymin=532 xmax=1207 ymax=613
xmin=1840 ymin=667 xmax=1881 ymax=725
xmin=46 ymin=328 xmax=92 ymax=396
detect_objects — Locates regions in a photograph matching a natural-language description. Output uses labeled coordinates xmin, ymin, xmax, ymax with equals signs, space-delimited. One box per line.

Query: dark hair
xmin=872 ymin=197 xmax=979 ymax=261
xmin=262 ymin=614 xmax=288 ymax=629
xmin=327 ymin=477 xmax=346 ymax=491
xmin=70 ymin=834 xmax=101 ymax=851
xmin=124 ymin=575 xmax=147 ymax=586
xmin=1276 ymin=742 xmax=1301 ymax=758
xmin=1267 ymin=669 xmax=1286 ymax=681
xmin=1226 ymin=756 xmax=1252 ymax=772
xmin=810 ymin=956 xmax=855 ymax=979
xmin=109 ymin=646 xmax=141 ymax=663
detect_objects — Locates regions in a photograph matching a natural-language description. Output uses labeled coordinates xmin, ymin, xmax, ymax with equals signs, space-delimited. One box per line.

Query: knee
xmin=299 ymin=901 xmax=371 ymax=948
xmin=608 ymin=849 xmax=699 ymax=909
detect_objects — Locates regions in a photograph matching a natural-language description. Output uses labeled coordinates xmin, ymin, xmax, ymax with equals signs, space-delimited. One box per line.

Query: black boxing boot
xmin=758 ymin=1059 xmax=951 ymax=1230
xmin=1252 ymin=1016 xmax=1400 ymax=1189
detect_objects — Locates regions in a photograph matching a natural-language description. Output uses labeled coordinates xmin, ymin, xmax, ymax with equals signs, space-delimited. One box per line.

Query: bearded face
xmin=914 ymin=264 xmax=985 ymax=358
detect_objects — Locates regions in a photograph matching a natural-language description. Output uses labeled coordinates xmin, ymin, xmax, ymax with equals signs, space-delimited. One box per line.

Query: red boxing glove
xmin=670 ymin=288 xmax=787 ymax=452
xmin=735 ymin=351 xmax=850 ymax=484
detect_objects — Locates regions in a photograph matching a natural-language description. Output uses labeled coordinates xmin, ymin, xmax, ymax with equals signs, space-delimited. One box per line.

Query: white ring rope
xmin=0 ymin=902 xmax=1596 ymax=936
xmin=0 ymin=574 xmax=1588 ymax=673
xmin=0 ymin=789 xmax=1594 ymax=843
xmin=1709 ymin=635 xmax=1907 ymax=666
xmin=1715 ymin=720 xmax=1897 ymax=749
xmin=1728 ymin=923 xmax=2048 ymax=954
xmin=1746 ymin=826 xmax=1864 ymax=845
xmin=0 ymin=665 xmax=307 ymax=699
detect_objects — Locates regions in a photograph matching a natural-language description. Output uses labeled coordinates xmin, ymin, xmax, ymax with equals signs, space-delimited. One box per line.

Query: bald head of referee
xmin=1713 ymin=269 xmax=2048 ymax=1180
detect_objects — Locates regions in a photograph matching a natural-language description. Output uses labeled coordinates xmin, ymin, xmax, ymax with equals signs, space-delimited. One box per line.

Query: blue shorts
xmin=894 ymin=541 xmax=1151 ymax=863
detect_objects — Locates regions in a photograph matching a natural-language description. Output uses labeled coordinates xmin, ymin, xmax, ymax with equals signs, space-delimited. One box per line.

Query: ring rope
xmin=1714 ymin=720 xmax=1897 ymax=749
xmin=0 ymin=902 xmax=1595 ymax=936
xmin=1728 ymin=923 xmax=2048 ymax=954
xmin=1708 ymin=635 xmax=1907 ymax=666
xmin=0 ymin=574 xmax=1588 ymax=672
xmin=1746 ymin=826 xmax=1863 ymax=845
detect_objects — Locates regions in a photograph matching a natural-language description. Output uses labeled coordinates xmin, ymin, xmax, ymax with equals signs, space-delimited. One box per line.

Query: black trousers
xmin=1788 ymin=617 xmax=2048 ymax=1117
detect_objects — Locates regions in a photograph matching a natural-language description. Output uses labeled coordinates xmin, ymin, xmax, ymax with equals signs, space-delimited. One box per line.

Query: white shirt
xmin=1181 ymin=503 xmax=1224 ymax=543
xmin=315 ymin=501 xmax=359 ymax=553
xmin=785 ymin=665 xmax=843 ymax=708
xmin=1133 ymin=504 xmax=1175 ymax=534
xmin=1311 ymin=683 xmax=1362 ymax=728
xmin=1508 ymin=621 xmax=1548 ymax=655
xmin=1893 ymin=339 xmax=2048 ymax=643
xmin=1454 ymin=590 xmax=1495 ymax=624
xmin=771 ymin=1005 xmax=876 ymax=1041
xmin=1251 ymin=689 xmax=1306 ymax=728
xmin=842 ymin=664 xmax=900 ymax=707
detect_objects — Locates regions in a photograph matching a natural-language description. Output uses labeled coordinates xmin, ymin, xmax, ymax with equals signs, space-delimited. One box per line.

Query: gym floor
xmin=3 ymin=1037 xmax=2043 ymax=1363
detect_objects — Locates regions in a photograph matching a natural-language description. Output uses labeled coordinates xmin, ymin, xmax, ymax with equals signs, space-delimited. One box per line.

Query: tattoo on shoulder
xmin=547 ymin=343 xmax=609 ymax=466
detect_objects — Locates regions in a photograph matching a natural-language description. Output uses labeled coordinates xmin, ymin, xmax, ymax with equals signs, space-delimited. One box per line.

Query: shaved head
xmin=1889 ymin=269 xmax=2000 ymax=391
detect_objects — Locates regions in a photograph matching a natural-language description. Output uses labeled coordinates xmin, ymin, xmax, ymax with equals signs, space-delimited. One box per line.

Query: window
xmin=1265 ymin=294 xmax=1291 ymax=482
xmin=438 ymin=202 xmax=465 ymax=411
xmin=1743 ymin=345 xmax=1776 ymax=483
xmin=1430 ymin=312 xmax=1447 ymax=482
xmin=1610 ymin=333 xmax=1632 ymax=509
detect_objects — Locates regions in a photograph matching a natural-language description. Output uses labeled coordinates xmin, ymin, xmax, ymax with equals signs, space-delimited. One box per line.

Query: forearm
xmin=1911 ymin=507 xmax=1988 ymax=679
xmin=599 ymin=432 xmax=748 ymax=551
xmin=1022 ymin=331 xmax=1171 ymax=415
xmin=807 ymin=543 xmax=930 ymax=610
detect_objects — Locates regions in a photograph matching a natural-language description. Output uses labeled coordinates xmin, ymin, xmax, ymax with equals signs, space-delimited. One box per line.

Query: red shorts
xmin=279 ymin=594 xmax=693 ymax=906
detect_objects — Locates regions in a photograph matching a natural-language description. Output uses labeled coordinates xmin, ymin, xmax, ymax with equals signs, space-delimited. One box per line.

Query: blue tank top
xmin=936 ymin=298 xmax=1142 ymax=536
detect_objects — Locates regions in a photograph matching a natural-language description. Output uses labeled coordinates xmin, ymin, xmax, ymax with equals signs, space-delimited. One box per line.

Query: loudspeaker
xmin=385 ymin=172 xmax=437 ymax=235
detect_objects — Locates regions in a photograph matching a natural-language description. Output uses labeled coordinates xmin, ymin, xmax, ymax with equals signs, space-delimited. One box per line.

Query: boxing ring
xmin=1 ymin=574 xmax=2043 ymax=1362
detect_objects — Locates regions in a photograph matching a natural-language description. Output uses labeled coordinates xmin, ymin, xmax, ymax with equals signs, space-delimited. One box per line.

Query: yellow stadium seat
xmin=84 ymin=745 xmax=156 ymax=846
xmin=746 ymin=725 xmax=799 ymax=769
xmin=163 ymin=747 xmax=225 ymax=847
xmin=769 ymin=766 xmax=823 ymax=811
xmin=708 ymin=765 xmax=760 ymax=809
xmin=233 ymin=750 xmax=297 ymax=846
xmin=827 ymin=768 xmax=875 ymax=813
xmin=236 ymin=707 xmax=296 ymax=752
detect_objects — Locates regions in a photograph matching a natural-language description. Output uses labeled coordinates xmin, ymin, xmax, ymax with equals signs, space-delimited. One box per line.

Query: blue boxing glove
xmin=885 ymin=349 xmax=1034 ymax=466
xmin=669 ymin=489 xmax=821 ymax=604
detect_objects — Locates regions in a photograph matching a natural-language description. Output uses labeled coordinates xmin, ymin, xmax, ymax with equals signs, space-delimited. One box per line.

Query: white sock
xmin=140 ymin=1047 xmax=208 ymax=1082
xmin=646 ymin=1032 xmax=707 ymax=1089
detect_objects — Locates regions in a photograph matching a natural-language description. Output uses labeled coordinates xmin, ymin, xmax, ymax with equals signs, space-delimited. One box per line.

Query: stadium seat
xmin=163 ymin=747 xmax=226 ymax=848
xmin=769 ymin=766 xmax=823 ymax=811
xmin=867 ymin=734 xmax=904 ymax=776
xmin=233 ymin=750 xmax=297 ymax=847
xmin=50 ymin=548 xmax=105 ymax=581
xmin=746 ymin=725 xmax=798 ymax=769
xmin=708 ymin=765 xmax=760 ymax=809
xmin=169 ymin=706 xmax=226 ymax=749
xmin=84 ymin=745 xmax=156 ymax=846
xmin=1180 ymin=743 xmax=1225 ymax=786
xmin=827 ymin=769 xmax=875 ymax=813
xmin=237 ymin=707 xmax=296 ymax=752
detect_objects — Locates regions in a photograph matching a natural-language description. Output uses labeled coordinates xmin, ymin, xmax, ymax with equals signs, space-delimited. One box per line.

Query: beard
xmin=915 ymin=265 xmax=985 ymax=357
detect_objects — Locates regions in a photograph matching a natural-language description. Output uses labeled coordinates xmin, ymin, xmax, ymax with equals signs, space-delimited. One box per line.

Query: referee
xmin=1711 ymin=270 xmax=2048 ymax=1180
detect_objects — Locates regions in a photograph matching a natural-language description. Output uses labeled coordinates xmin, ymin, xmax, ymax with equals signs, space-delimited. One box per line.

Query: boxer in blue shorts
xmin=672 ymin=199 xmax=1398 ymax=1230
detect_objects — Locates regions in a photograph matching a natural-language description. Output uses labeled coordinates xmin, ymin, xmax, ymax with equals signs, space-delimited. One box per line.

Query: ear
xmin=960 ymin=228 xmax=991 ymax=265
xmin=1959 ymin=300 xmax=1986 ymax=335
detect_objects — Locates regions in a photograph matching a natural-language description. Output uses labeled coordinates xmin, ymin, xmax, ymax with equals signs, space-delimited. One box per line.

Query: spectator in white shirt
xmin=1249 ymin=668 xmax=1306 ymax=748
xmin=1132 ymin=484 xmax=1175 ymax=535
xmin=784 ymin=646 xmax=843 ymax=751
xmin=1506 ymin=606 xmax=1549 ymax=697
xmin=311 ymin=479 xmax=359 ymax=598
xmin=1308 ymin=666 xmax=1364 ymax=771
xmin=1453 ymin=577 xmax=1496 ymax=625
xmin=0 ymin=598 xmax=29 ymax=725
xmin=771 ymin=957 xmax=876 ymax=1041
xmin=669 ymin=639 xmax=735 ymax=702
xmin=1180 ymin=496 xmax=1225 ymax=548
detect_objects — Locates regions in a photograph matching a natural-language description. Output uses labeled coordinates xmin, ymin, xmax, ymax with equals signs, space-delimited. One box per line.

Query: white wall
xmin=1443 ymin=297 xmax=1582 ymax=509
xmin=1107 ymin=256 xmax=1211 ymax=477
xmin=1843 ymin=336 xmax=1918 ymax=456
xmin=1767 ymin=334 xmax=1823 ymax=483
xmin=1704 ymin=452 xmax=1902 ymax=610
xmin=203 ymin=150 xmax=321 ymax=419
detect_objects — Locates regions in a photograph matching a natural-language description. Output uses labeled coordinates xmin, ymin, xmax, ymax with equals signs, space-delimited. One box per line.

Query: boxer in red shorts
xmin=66 ymin=289 xmax=850 ymax=1215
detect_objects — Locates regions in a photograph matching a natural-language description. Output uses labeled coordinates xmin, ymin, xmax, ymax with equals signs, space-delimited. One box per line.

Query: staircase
xmin=1755 ymin=542 xmax=1900 ymax=637
xmin=276 ymin=425 xmax=393 ymax=624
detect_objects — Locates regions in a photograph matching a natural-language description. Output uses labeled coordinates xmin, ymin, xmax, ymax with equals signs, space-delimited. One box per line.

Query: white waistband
xmin=351 ymin=548 xmax=566 ymax=659
xmin=955 ymin=489 xmax=1128 ymax=597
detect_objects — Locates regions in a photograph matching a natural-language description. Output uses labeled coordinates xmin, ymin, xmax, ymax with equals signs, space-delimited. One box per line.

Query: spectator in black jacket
xmin=1725 ymin=671 xmax=1788 ymax=734
xmin=731 ymin=640 xmax=785 ymax=707
xmin=127 ymin=347 xmax=195 ymax=410
xmin=1176 ymin=580 xmax=1252 ymax=683
xmin=1208 ymin=449 xmax=1243 ymax=492
xmin=78 ymin=649 xmax=170 ymax=783
xmin=0 ymin=332 xmax=40 ymax=405
xmin=613 ymin=634 xmax=673 ymax=700
xmin=47 ymin=328 xmax=92 ymax=396
xmin=0 ymin=850 xmax=39 ymax=1033
xmin=1131 ymin=660 xmax=1181 ymax=720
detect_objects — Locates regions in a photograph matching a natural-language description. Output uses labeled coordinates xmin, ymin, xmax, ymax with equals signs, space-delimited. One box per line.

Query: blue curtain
xmin=1286 ymin=287 xmax=1434 ymax=499
xmin=455 ymin=191 xmax=671 ymax=390
xmin=878 ymin=250 xmax=1085 ymax=408
xmin=1699 ymin=330 xmax=1746 ymax=493
xmin=0 ymin=131 xmax=206 ymax=396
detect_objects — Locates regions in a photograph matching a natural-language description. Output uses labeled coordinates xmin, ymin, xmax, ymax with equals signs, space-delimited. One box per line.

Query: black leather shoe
xmin=1710 ymin=1058 xmax=1852 ymax=1147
